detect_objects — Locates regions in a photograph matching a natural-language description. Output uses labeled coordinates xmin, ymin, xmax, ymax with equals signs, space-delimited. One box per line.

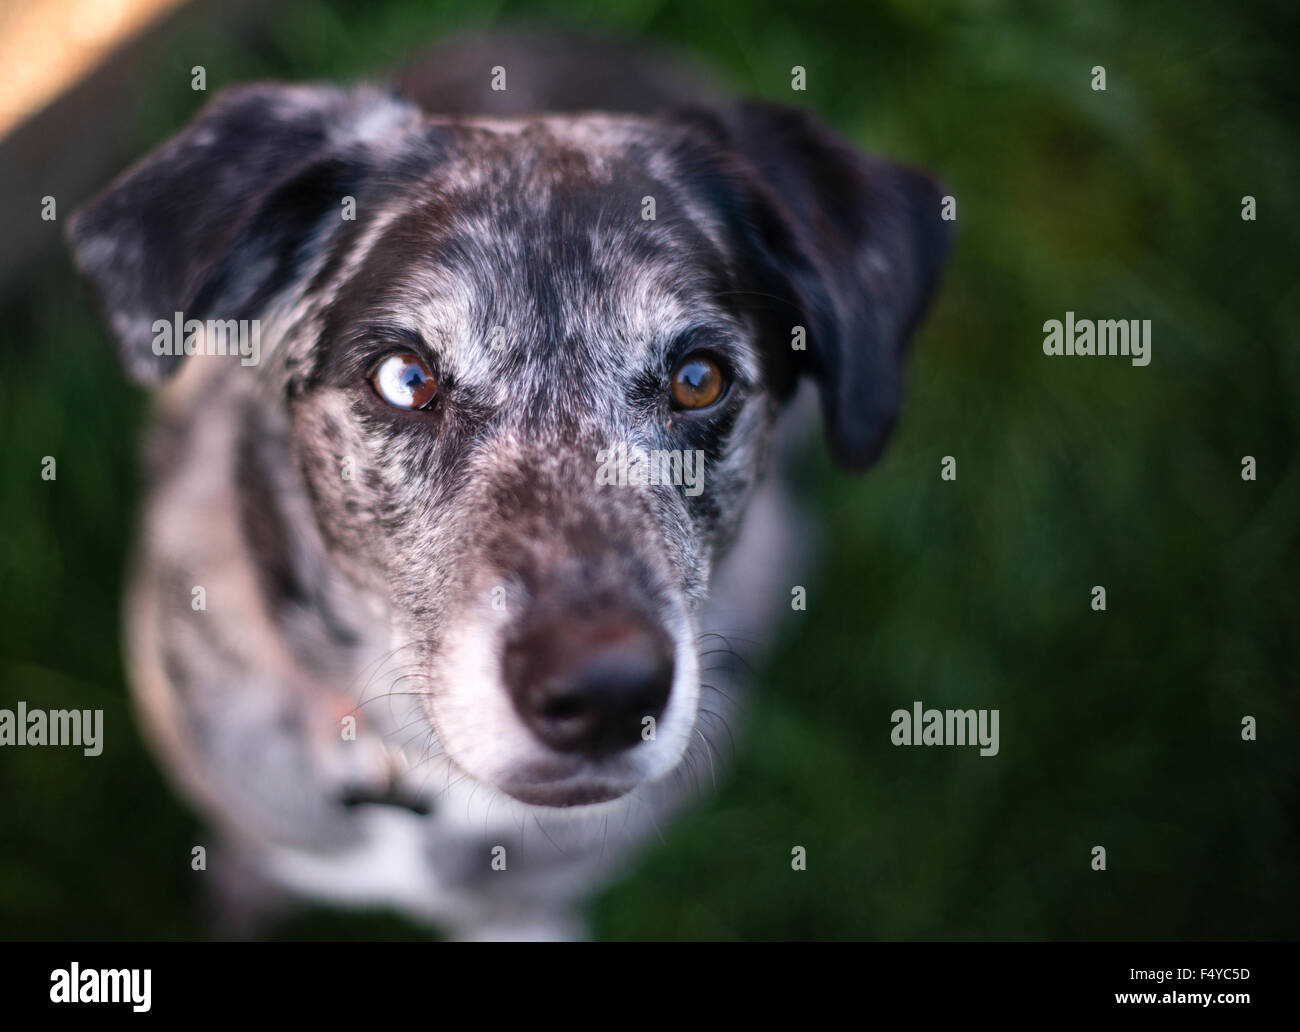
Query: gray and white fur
xmin=66 ymin=32 xmax=951 ymax=939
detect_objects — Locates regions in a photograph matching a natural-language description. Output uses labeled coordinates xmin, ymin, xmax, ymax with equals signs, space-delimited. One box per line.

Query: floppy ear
xmin=683 ymin=101 xmax=952 ymax=470
xmin=66 ymin=84 xmax=420 ymax=384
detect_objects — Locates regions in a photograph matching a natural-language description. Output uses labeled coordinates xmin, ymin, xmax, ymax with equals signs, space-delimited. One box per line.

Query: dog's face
xmin=68 ymin=85 xmax=949 ymax=808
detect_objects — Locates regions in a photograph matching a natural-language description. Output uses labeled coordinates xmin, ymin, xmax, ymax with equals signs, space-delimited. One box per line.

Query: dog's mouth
xmin=491 ymin=756 xmax=640 ymax=808
xmin=498 ymin=777 xmax=634 ymax=808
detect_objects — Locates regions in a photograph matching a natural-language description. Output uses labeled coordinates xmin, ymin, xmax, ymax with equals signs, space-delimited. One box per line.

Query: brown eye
xmin=370 ymin=351 xmax=437 ymax=410
xmin=670 ymin=355 xmax=726 ymax=410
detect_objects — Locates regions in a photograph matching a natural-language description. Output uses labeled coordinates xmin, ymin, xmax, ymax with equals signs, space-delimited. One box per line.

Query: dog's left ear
xmin=66 ymin=84 xmax=421 ymax=384
xmin=677 ymin=101 xmax=952 ymax=470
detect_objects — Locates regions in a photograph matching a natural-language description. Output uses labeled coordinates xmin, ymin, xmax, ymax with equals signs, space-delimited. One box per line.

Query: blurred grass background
xmin=1 ymin=0 xmax=1297 ymax=939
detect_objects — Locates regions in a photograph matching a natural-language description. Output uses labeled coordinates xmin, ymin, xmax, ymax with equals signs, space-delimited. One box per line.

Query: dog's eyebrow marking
xmin=328 ymin=322 xmax=444 ymax=382
xmin=349 ymin=322 xmax=433 ymax=353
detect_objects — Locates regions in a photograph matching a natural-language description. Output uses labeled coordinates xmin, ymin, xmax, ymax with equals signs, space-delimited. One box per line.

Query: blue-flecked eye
xmin=370 ymin=351 xmax=437 ymax=410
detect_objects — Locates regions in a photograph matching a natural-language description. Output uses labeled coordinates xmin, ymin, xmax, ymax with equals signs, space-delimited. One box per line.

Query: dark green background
xmin=1 ymin=0 xmax=1296 ymax=939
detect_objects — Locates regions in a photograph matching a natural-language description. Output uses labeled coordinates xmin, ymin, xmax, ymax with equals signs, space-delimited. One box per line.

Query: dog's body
xmin=68 ymin=34 xmax=949 ymax=939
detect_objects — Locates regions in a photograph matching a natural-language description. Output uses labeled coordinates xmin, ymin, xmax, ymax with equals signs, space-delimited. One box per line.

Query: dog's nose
xmin=504 ymin=618 xmax=674 ymax=758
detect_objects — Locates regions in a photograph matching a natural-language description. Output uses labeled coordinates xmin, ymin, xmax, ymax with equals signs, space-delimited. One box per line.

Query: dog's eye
xmin=670 ymin=355 xmax=726 ymax=410
xmin=370 ymin=351 xmax=437 ymax=410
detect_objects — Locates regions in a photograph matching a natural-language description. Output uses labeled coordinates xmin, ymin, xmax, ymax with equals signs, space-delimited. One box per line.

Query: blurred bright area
xmin=0 ymin=0 xmax=185 ymax=138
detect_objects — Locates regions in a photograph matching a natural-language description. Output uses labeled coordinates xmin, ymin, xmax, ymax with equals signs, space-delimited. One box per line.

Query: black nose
xmin=504 ymin=617 xmax=674 ymax=758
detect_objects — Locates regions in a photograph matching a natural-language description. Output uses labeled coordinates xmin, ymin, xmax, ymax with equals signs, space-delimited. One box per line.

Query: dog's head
xmin=68 ymin=83 xmax=949 ymax=808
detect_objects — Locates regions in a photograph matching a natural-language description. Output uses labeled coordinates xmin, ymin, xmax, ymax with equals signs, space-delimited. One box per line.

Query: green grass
xmin=1 ymin=0 xmax=1296 ymax=939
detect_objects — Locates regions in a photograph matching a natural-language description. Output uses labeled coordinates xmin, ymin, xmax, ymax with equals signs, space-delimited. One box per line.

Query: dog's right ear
xmin=667 ymin=102 xmax=951 ymax=471
xmin=66 ymin=84 xmax=421 ymax=384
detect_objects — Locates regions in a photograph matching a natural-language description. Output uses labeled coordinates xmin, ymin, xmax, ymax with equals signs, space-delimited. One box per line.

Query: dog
xmin=66 ymin=32 xmax=950 ymax=939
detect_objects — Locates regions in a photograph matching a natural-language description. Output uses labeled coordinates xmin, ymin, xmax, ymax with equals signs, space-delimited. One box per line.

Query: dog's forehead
xmin=327 ymin=114 xmax=756 ymax=398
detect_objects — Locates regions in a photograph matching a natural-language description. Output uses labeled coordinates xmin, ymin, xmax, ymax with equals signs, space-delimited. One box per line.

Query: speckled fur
xmin=67 ymin=35 xmax=949 ymax=938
